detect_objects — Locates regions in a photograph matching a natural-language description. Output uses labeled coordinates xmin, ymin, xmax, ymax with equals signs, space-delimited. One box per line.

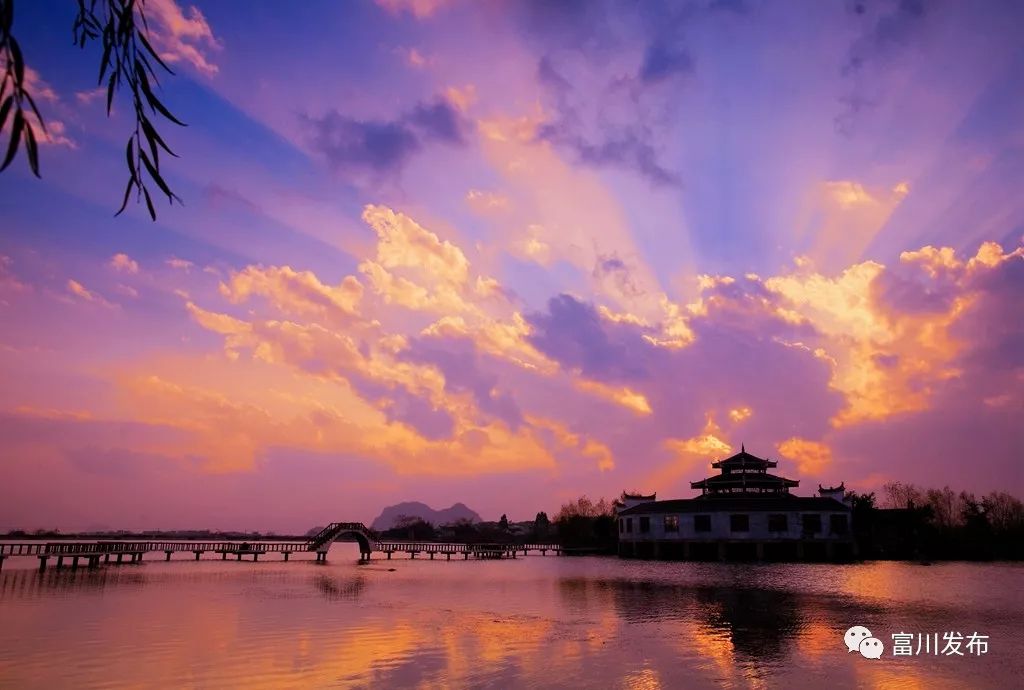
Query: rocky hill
xmin=370 ymin=501 xmax=481 ymax=531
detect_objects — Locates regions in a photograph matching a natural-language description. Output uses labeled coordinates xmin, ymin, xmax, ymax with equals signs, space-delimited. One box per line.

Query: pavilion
xmin=616 ymin=446 xmax=855 ymax=561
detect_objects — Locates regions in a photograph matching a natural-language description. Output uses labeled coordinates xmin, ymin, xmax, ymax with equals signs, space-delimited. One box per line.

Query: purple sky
xmin=1 ymin=0 xmax=1021 ymax=532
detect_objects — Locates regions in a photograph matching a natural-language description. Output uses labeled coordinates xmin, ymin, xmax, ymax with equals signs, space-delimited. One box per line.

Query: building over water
xmin=616 ymin=446 xmax=855 ymax=561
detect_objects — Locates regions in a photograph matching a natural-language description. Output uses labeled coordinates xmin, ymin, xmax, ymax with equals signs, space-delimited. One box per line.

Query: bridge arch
xmin=334 ymin=529 xmax=372 ymax=555
xmin=307 ymin=522 xmax=375 ymax=557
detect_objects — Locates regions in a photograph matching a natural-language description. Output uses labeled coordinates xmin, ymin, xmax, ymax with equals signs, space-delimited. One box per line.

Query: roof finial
xmin=741 ymin=442 xmax=745 ymax=453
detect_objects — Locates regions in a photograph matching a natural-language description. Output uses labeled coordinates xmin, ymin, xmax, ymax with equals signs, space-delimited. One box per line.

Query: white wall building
xmin=617 ymin=447 xmax=854 ymax=561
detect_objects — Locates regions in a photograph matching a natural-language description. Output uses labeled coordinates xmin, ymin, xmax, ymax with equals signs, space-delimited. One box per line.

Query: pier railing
xmin=0 ymin=531 xmax=564 ymax=571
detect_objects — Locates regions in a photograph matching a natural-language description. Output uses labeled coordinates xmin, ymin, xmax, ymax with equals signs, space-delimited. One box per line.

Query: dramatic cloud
xmin=220 ymin=265 xmax=363 ymax=323
xmin=304 ymin=97 xmax=465 ymax=180
xmin=3 ymin=1 xmax=1021 ymax=529
xmin=534 ymin=56 xmax=680 ymax=187
xmin=146 ymin=0 xmax=222 ymax=76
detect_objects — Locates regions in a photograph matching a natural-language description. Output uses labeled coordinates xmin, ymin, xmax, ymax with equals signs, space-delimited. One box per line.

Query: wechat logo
xmin=845 ymin=625 xmax=884 ymax=659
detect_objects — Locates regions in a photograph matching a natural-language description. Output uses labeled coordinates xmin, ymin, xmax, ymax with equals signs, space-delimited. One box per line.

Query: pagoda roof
xmin=691 ymin=472 xmax=799 ymax=490
xmin=711 ymin=445 xmax=777 ymax=469
xmin=618 ymin=495 xmax=850 ymax=516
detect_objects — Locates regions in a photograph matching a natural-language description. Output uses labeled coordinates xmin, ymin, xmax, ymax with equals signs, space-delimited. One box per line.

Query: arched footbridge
xmin=0 ymin=522 xmax=561 ymax=571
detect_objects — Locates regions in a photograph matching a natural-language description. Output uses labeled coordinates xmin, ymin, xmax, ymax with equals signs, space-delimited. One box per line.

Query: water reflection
xmin=0 ymin=556 xmax=1019 ymax=689
xmin=313 ymin=573 xmax=365 ymax=601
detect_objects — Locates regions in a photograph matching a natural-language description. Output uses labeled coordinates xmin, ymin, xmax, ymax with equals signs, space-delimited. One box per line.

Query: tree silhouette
xmin=532 ymin=511 xmax=549 ymax=539
xmin=1 ymin=0 xmax=183 ymax=219
xmin=498 ymin=513 xmax=509 ymax=531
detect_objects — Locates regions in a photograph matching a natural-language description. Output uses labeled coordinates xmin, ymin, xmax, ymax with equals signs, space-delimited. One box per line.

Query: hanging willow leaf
xmin=9 ymin=35 xmax=24 ymax=83
xmin=115 ymin=176 xmax=136 ymax=216
xmin=0 ymin=109 xmax=23 ymax=172
xmin=125 ymin=137 xmax=135 ymax=182
xmin=141 ymin=115 xmax=176 ymax=157
xmin=0 ymin=96 xmax=12 ymax=133
xmin=142 ymin=185 xmax=156 ymax=221
xmin=3 ymin=0 xmax=187 ymax=219
xmin=136 ymin=29 xmax=171 ymax=74
xmin=23 ymin=120 xmax=39 ymax=177
xmin=140 ymin=148 xmax=177 ymax=202
xmin=97 ymin=34 xmax=112 ymax=85
xmin=136 ymin=61 xmax=185 ymax=126
xmin=106 ymin=71 xmax=116 ymax=114
xmin=22 ymin=89 xmax=45 ymax=133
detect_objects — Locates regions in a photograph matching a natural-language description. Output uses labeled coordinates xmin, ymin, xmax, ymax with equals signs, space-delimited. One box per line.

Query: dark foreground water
xmin=0 ymin=543 xmax=1021 ymax=689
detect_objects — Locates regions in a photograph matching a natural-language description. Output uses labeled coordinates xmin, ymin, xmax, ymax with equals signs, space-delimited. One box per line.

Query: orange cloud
xmin=574 ymin=379 xmax=652 ymax=415
xmin=728 ymin=406 xmax=752 ymax=422
xmin=66 ymin=279 xmax=112 ymax=307
xmin=220 ymin=265 xmax=363 ymax=323
xmin=776 ymin=437 xmax=832 ymax=476
xmin=109 ymin=253 xmax=139 ymax=274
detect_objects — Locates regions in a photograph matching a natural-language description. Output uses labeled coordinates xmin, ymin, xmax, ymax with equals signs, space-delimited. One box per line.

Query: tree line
xmin=374 ymin=497 xmax=617 ymax=553
xmin=849 ymin=482 xmax=1024 ymax=560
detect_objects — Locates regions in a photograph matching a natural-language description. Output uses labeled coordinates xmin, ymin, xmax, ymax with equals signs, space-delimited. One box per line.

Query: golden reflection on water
xmin=0 ymin=549 xmax=1020 ymax=689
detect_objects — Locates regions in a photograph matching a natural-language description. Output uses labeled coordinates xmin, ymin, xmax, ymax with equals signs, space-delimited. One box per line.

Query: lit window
xmin=664 ymin=515 xmax=679 ymax=532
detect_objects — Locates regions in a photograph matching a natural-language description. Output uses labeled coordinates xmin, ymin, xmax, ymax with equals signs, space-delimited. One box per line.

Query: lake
xmin=0 ymin=544 xmax=1020 ymax=688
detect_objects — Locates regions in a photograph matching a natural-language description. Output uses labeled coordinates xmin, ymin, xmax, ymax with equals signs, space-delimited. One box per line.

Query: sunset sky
xmin=1 ymin=0 xmax=1021 ymax=532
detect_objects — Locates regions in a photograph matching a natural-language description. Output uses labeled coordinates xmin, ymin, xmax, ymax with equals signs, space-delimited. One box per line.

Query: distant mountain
xmin=371 ymin=502 xmax=482 ymax=531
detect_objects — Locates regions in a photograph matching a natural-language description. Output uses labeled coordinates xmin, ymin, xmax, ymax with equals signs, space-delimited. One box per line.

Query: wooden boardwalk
xmin=0 ymin=523 xmax=561 ymax=571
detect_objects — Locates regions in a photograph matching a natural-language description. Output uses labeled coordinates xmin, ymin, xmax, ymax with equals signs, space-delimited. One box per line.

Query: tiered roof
xmin=690 ymin=445 xmax=798 ymax=496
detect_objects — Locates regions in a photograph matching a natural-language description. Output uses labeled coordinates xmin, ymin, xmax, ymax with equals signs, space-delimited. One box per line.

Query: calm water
xmin=0 ymin=543 xmax=1021 ymax=689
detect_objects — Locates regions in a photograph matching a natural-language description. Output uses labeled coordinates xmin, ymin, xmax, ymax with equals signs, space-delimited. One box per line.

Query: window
xmin=730 ymin=514 xmax=749 ymax=532
xmin=802 ymin=513 xmax=822 ymax=535
xmin=626 ymin=517 xmax=633 ymax=533
xmin=694 ymin=515 xmax=712 ymax=532
xmin=619 ymin=518 xmax=625 ymax=534
xmin=830 ymin=514 xmax=849 ymax=535
xmin=664 ymin=515 xmax=679 ymax=532
xmin=639 ymin=516 xmax=650 ymax=533
xmin=768 ymin=514 xmax=788 ymax=532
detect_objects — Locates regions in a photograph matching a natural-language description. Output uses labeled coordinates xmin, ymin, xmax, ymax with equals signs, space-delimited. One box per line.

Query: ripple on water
xmin=0 ymin=547 xmax=1020 ymax=689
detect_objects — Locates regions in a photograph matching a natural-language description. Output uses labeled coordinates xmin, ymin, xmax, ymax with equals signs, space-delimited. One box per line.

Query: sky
xmin=0 ymin=0 xmax=1021 ymax=532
